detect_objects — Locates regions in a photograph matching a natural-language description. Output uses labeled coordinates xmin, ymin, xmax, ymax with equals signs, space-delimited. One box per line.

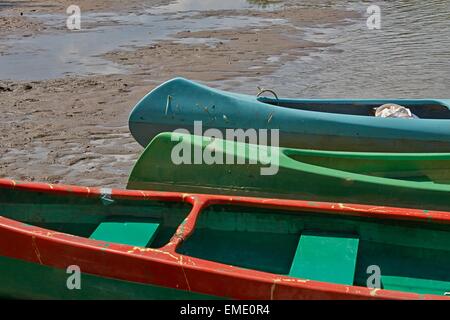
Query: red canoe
xmin=0 ymin=178 xmax=449 ymax=300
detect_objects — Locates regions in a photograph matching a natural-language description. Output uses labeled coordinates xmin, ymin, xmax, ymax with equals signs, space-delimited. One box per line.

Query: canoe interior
xmin=285 ymin=150 xmax=450 ymax=184
xmin=2 ymin=186 xmax=450 ymax=297
xmin=0 ymin=187 xmax=191 ymax=249
xmin=258 ymin=97 xmax=450 ymax=119
xmin=178 ymin=204 xmax=450 ymax=296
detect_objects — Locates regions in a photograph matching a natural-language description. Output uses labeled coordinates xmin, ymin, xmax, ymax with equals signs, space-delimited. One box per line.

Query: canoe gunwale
xmin=1 ymin=178 xmax=449 ymax=300
xmin=2 ymin=178 xmax=450 ymax=223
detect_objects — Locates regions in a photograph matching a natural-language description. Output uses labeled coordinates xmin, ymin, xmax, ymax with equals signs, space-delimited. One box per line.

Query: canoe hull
xmin=129 ymin=77 xmax=450 ymax=152
xmin=0 ymin=256 xmax=214 ymax=300
xmin=130 ymin=121 xmax=450 ymax=153
xmin=127 ymin=132 xmax=450 ymax=211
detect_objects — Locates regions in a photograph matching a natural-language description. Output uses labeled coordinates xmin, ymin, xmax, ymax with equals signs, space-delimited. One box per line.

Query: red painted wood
xmin=0 ymin=178 xmax=449 ymax=300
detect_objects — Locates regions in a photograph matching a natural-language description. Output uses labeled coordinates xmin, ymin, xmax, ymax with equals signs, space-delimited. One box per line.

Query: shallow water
xmin=1 ymin=0 xmax=449 ymax=98
xmin=226 ymin=0 xmax=450 ymax=98
xmin=0 ymin=9 xmax=284 ymax=80
xmin=148 ymin=0 xmax=281 ymax=13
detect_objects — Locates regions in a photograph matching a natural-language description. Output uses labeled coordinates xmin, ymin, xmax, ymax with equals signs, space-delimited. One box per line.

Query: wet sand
xmin=0 ymin=15 xmax=44 ymax=37
xmin=104 ymin=27 xmax=329 ymax=82
xmin=0 ymin=1 xmax=357 ymax=188
xmin=1 ymin=0 xmax=172 ymax=15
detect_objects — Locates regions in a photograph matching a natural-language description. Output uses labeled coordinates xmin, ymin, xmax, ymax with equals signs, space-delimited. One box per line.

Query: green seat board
xmin=89 ymin=221 xmax=160 ymax=247
xmin=289 ymin=232 xmax=360 ymax=285
xmin=381 ymin=275 xmax=450 ymax=296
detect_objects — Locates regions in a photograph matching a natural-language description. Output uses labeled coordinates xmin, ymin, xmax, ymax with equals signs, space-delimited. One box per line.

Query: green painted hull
xmin=127 ymin=132 xmax=450 ymax=211
xmin=0 ymin=256 xmax=216 ymax=300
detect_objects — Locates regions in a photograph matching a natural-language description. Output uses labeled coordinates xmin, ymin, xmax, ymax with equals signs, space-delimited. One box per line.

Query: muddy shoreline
xmin=0 ymin=1 xmax=358 ymax=188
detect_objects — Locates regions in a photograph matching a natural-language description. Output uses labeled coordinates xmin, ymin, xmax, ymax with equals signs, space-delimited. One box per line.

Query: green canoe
xmin=127 ymin=132 xmax=450 ymax=211
xmin=2 ymin=179 xmax=450 ymax=299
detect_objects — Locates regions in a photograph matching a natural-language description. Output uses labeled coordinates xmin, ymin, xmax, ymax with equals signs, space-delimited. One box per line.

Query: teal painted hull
xmin=129 ymin=77 xmax=450 ymax=152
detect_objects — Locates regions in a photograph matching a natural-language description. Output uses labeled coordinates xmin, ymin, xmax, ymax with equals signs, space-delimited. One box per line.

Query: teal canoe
xmin=127 ymin=132 xmax=450 ymax=211
xmin=129 ymin=77 xmax=450 ymax=152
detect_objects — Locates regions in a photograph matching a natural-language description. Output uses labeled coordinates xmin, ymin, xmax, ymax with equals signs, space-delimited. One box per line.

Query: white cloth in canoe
xmin=374 ymin=103 xmax=419 ymax=118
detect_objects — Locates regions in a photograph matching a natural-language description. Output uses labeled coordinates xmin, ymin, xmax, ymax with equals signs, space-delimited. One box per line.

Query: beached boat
xmin=128 ymin=77 xmax=450 ymax=152
xmin=1 ymin=178 xmax=449 ymax=299
xmin=127 ymin=132 xmax=450 ymax=211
